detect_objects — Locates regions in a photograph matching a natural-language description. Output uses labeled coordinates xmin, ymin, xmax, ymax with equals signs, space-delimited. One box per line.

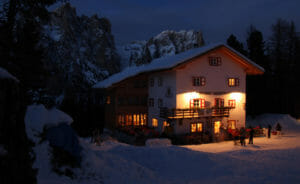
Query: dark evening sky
xmin=65 ymin=0 xmax=300 ymax=45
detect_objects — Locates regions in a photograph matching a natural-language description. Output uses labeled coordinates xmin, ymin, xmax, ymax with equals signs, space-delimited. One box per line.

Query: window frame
xmin=191 ymin=122 xmax=203 ymax=133
xmin=228 ymin=99 xmax=236 ymax=108
xmin=208 ymin=57 xmax=222 ymax=66
xmin=148 ymin=98 xmax=154 ymax=107
xmin=193 ymin=76 xmax=206 ymax=86
xmin=190 ymin=98 xmax=205 ymax=109
xmin=215 ymin=98 xmax=224 ymax=108
xmin=228 ymin=78 xmax=240 ymax=87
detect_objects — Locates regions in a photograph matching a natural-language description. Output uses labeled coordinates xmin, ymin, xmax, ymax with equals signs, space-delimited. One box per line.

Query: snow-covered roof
xmin=0 ymin=67 xmax=19 ymax=82
xmin=94 ymin=43 xmax=264 ymax=88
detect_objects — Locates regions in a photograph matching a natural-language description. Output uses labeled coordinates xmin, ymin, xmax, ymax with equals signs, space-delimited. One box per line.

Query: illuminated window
xmin=191 ymin=123 xmax=203 ymax=133
xmin=158 ymin=98 xmax=163 ymax=107
xmin=209 ymin=57 xmax=222 ymax=66
xmin=228 ymin=120 xmax=236 ymax=129
xmin=228 ymin=78 xmax=240 ymax=87
xmin=228 ymin=99 xmax=236 ymax=108
xmin=133 ymin=114 xmax=139 ymax=126
xmin=191 ymin=98 xmax=205 ymax=108
xmin=163 ymin=121 xmax=169 ymax=127
xmin=215 ymin=98 xmax=224 ymax=108
xmin=158 ymin=77 xmax=163 ymax=86
xmin=193 ymin=77 xmax=206 ymax=86
xmin=118 ymin=114 xmax=125 ymax=126
xmin=214 ymin=121 xmax=221 ymax=134
xmin=150 ymin=78 xmax=154 ymax=87
xmin=148 ymin=98 xmax=154 ymax=107
xmin=140 ymin=114 xmax=147 ymax=126
xmin=106 ymin=96 xmax=111 ymax=104
xmin=152 ymin=118 xmax=158 ymax=127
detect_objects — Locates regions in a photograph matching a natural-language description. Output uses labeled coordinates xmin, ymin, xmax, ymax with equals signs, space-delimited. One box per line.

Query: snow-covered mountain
xmin=42 ymin=3 xmax=120 ymax=90
xmin=119 ymin=30 xmax=205 ymax=67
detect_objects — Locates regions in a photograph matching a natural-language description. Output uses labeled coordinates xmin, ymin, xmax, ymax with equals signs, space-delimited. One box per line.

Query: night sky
xmin=65 ymin=0 xmax=300 ymax=45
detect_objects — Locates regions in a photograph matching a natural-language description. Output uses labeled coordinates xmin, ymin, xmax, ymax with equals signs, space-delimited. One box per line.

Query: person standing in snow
xmin=240 ymin=127 xmax=246 ymax=146
xmin=267 ymin=124 xmax=272 ymax=138
xmin=248 ymin=127 xmax=254 ymax=144
xmin=276 ymin=123 xmax=282 ymax=136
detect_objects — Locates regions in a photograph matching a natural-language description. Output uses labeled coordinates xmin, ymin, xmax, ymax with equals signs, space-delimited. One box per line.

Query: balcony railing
xmin=160 ymin=107 xmax=232 ymax=119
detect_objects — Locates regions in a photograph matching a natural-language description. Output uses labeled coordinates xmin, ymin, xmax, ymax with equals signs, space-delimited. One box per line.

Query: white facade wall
xmin=148 ymin=50 xmax=247 ymax=134
xmin=148 ymin=71 xmax=176 ymax=132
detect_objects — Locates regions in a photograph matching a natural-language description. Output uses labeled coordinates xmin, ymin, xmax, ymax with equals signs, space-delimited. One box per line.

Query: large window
xmin=119 ymin=113 xmax=147 ymax=126
xmin=228 ymin=78 xmax=240 ymax=87
xmin=152 ymin=118 xmax=158 ymax=127
xmin=214 ymin=121 xmax=221 ymax=134
xmin=191 ymin=98 xmax=205 ymax=108
xmin=209 ymin=57 xmax=222 ymax=66
xmin=193 ymin=77 xmax=206 ymax=86
xmin=191 ymin=123 xmax=203 ymax=133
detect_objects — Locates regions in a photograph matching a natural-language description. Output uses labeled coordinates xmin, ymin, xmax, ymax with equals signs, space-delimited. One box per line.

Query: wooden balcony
xmin=160 ymin=107 xmax=232 ymax=119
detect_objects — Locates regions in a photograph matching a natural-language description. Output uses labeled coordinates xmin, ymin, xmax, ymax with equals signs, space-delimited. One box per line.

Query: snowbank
xmin=25 ymin=104 xmax=73 ymax=142
xmin=145 ymin=138 xmax=172 ymax=147
xmin=0 ymin=67 xmax=19 ymax=82
xmin=247 ymin=114 xmax=300 ymax=133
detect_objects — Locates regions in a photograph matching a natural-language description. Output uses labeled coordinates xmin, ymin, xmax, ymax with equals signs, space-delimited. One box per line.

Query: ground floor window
xmin=163 ymin=121 xmax=170 ymax=127
xmin=227 ymin=120 xmax=236 ymax=129
xmin=118 ymin=113 xmax=147 ymax=126
xmin=191 ymin=122 xmax=203 ymax=133
xmin=214 ymin=121 xmax=221 ymax=134
xmin=152 ymin=118 xmax=158 ymax=127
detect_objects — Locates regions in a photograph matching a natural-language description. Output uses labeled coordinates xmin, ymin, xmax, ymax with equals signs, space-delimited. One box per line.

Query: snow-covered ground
xmin=26 ymin=111 xmax=300 ymax=184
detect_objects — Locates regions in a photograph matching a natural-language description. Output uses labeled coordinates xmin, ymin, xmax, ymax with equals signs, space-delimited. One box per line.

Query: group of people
xmin=228 ymin=123 xmax=282 ymax=146
xmin=267 ymin=123 xmax=282 ymax=138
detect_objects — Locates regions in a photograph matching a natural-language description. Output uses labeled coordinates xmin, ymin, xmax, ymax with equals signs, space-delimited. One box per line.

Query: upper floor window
xmin=228 ymin=78 xmax=240 ymax=87
xmin=158 ymin=77 xmax=163 ymax=86
xmin=152 ymin=118 xmax=158 ymax=127
xmin=166 ymin=87 xmax=172 ymax=97
xmin=148 ymin=98 xmax=154 ymax=107
xmin=191 ymin=98 xmax=205 ymax=108
xmin=209 ymin=57 xmax=222 ymax=66
xmin=228 ymin=99 xmax=236 ymax=108
xmin=150 ymin=78 xmax=154 ymax=87
xmin=193 ymin=77 xmax=206 ymax=86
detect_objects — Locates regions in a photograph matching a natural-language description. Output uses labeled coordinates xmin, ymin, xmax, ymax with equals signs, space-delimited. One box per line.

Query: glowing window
xmin=228 ymin=120 xmax=236 ymax=129
xmin=140 ymin=114 xmax=147 ymax=126
xmin=106 ymin=96 xmax=111 ymax=104
xmin=133 ymin=114 xmax=139 ymax=126
xmin=214 ymin=121 xmax=221 ymax=134
xmin=163 ymin=121 xmax=169 ymax=127
xmin=191 ymin=98 xmax=205 ymax=108
xmin=228 ymin=78 xmax=240 ymax=87
xmin=191 ymin=123 xmax=203 ymax=133
xmin=228 ymin=99 xmax=236 ymax=108
xmin=152 ymin=118 xmax=158 ymax=127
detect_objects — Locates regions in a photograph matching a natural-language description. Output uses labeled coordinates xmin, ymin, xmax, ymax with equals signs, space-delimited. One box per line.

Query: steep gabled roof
xmin=93 ymin=43 xmax=264 ymax=88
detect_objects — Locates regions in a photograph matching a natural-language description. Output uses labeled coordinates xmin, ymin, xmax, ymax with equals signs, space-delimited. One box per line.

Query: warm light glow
xmin=177 ymin=92 xmax=201 ymax=108
xmin=229 ymin=92 xmax=243 ymax=102
xmin=214 ymin=121 xmax=221 ymax=134
xmin=152 ymin=118 xmax=158 ymax=127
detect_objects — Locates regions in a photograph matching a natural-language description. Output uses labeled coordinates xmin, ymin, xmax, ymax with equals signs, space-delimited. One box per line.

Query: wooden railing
xmin=160 ymin=107 xmax=232 ymax=119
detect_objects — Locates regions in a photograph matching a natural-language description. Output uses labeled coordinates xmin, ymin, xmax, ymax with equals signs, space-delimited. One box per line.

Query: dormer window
xmin=209 ymin=57 xmax=222 ymax=66
xmin=193 ymin=77 xmax=206 ymax=86
xmin=228 ymin=78 xmax=240 ymax=87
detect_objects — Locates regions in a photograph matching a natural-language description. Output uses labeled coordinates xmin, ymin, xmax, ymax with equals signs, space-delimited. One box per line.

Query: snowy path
xmin=88 ymin=133 xmax=300 ymax=184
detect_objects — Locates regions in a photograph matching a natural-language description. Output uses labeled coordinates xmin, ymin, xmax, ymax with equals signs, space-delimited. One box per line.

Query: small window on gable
xmin=193 ymin=77 xmax=206 ymax=86
xmin=228 ymin=78 xmax=240 ymax=87
xmin=209 ymin=57 xmax=222 ymax=66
